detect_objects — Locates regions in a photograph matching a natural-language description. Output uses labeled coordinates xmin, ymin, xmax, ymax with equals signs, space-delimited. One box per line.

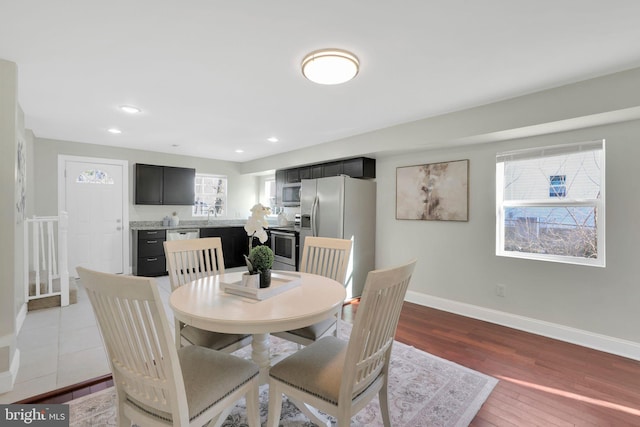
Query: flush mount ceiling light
xmin=119 ymin=105 xmax=141 ymax=114
xmin=301 ymin=49 xmax=359 ymax=85
xmin=107 ymin=128 xmax=122 ymax=134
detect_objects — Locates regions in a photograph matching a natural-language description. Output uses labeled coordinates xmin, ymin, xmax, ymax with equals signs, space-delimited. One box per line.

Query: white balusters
xmin=24 ymin=212 xmax=70 ymax=306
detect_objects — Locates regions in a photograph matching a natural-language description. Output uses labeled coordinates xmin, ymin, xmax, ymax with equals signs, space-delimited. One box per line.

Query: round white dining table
xmin=169 ymin=270 xmax=346 ymax=382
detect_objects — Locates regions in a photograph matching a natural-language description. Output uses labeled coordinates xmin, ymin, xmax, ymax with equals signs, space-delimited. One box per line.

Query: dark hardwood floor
xmin=393 ymin=303 xmax=640 ymax=427
xmin=19 ymin=301 xmax=640 ymax=426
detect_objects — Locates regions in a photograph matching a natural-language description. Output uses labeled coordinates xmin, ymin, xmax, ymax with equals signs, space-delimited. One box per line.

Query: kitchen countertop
xmin=130 ymin=219 xmax=296 ymax=231
xmin=130 ymin=220 xmax=245 ymax=231
xmin=269 ymin=225 xmax=301 ymax=233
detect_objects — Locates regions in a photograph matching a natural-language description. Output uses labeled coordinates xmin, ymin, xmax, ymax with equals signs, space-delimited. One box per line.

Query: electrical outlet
xmin=496 ymin=284 xmax=506 ymax=297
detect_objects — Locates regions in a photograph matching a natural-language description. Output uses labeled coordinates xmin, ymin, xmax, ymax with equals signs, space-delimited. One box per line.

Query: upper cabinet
xmin=135 ymin=164 xmax=163 ymax=204
xmin=342 ymin=157 xmax=376 ymax=178
xmin=286 ymin=168 xmax=300 ymax=183
xmin=321 ymin=161 xmax=343 ymax=177
xmin=275 ymin=157 xmax=375 ymax=203
xmin=135 ymin=163 xmax=196 ymax=205
xmin=163 ymin=166 xmax=196 ymax=205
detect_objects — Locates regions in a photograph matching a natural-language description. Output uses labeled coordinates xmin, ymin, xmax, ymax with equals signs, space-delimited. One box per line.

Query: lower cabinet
xmin=133 ymin=226 xmax=250 ymax=276
xmin=133 ymin=229 xmax=167 ymax=277
xmin=200 ymin=226 xmax=249 ymax=268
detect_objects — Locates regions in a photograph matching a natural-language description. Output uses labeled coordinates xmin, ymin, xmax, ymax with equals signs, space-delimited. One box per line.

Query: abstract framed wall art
xmin=396 ymin=159 xmax=469 ymax=221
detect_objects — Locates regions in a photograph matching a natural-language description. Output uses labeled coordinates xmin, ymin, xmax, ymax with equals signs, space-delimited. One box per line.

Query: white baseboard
xmin=406 ymin=291 xmax=640 ymax=362
xmin=16 ymin=303 xmax=27 ymax=334
xmin=0 ymin=349 xmax=20 ymax=394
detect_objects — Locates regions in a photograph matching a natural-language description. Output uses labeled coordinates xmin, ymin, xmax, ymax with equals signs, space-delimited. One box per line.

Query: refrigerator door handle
xmin=311 ymin=196 xmax=319 ymax=236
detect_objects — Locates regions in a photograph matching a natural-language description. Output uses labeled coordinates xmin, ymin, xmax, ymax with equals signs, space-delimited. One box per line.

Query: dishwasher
xmin=166 ymin=229 xmax=200 ymax=240
xmin=165 ymin=229 xmax=200 ymax=271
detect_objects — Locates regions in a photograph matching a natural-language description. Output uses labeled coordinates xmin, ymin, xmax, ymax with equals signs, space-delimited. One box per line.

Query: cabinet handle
xmin=146 ymin=258 xmax=158 ymax=261
xmin=146 ymin=240 xmax=157 ymax=244
xmin=146 ymin=231 xmax=158 ymax=234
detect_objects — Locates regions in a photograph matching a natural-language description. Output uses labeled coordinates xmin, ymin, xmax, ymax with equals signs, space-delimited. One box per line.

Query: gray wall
xmin=34 ymin=138 xmax=260 ymax=221
xmin=376 ymin=120 xmax=640 ymax=348
xmin=0 ymin=59 xmax=20 ymax=393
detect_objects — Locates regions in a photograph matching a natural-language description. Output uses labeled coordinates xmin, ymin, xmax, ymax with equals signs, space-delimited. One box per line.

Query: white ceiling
xmin=1 ymin=1 xmax=640 ymax=162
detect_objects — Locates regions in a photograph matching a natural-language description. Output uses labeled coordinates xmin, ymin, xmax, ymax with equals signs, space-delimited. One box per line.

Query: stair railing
xmin=23 ymin=211 xmax=70 ymax=306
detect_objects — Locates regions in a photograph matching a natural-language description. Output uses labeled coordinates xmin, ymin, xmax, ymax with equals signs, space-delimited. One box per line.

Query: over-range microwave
xmin=282 ymin=183 xmax=301 ymax=206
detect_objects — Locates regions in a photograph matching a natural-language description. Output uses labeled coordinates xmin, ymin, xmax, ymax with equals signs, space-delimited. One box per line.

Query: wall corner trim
xmin=16 ymin=304 xmax=27 ymax=334
xmin=405 ymin=291 xmax=640 ymax=362
xmin=0 ymin=349 xmax=20 ymax=394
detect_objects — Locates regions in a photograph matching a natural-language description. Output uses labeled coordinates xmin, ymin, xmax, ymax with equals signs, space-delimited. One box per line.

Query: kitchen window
xmin=193 ymin=174 xmax=227 ymax=217
xmin=496 ymin=140 xmax=605 ymax=267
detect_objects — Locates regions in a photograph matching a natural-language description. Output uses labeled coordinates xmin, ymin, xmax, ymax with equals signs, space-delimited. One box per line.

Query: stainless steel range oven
xmin=270 ymin=229 xmax=299 ymax=271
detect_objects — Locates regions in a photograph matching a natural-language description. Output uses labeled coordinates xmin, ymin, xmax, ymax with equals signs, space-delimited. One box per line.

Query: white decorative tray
xmin=220 ymin=271 xmax=302 ymax=301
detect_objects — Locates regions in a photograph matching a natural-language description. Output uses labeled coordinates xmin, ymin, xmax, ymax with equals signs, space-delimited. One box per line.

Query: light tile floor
xmin=0 ymin=274 xmax=181 ymax=404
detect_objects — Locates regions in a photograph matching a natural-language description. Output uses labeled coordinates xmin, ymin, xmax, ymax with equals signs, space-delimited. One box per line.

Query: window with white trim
xmin=193 ymin=174 xmax=227 ymax=217
xmin=496 ymin=140 xmax=605 ymax=266
xmin=263 ymin=178 xmax=276 ymax=210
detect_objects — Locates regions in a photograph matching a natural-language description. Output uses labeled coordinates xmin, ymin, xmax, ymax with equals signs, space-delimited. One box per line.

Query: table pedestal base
xmin=252 ymin=333 xmax=270 ymax=383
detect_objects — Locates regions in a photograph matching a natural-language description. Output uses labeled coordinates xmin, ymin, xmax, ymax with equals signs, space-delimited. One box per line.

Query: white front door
xmin=59 ymin=156 xmax=129 ymax=276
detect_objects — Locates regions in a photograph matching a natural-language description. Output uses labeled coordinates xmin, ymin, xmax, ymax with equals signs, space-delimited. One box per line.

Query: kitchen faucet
xmin=207 ymin=207 xmax=217 ymax=223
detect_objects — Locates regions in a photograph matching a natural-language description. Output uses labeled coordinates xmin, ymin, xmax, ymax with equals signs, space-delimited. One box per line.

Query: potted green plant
xmin=245 ymin=245 xmax=274 ymax=288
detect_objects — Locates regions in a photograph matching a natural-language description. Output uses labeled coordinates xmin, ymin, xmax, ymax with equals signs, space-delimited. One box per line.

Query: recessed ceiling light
xmin=119 ymin=105 xmax=141 ymax=114
xmin=107 ymin=128 xmax=122 ymax=134
xmin=235 ymin=149 xmax=244 ymax=153
xmin=267 ymin=137 xmax=279 ymax=143
xmin=301 ymin=49 xmax=359 ymax=85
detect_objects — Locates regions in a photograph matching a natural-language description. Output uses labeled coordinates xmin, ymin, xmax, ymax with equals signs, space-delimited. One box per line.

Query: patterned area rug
xmin=68 ymin=324 xmax=497 ymax=426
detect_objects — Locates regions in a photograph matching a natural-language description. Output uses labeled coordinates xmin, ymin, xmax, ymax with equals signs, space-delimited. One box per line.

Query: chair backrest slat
xmin=339 ymin=259 xmax=416 ymax=402
xmin=77 ymin=267 xmax=189 ymax=425
xmin=164 ymin=237 xmax=226 ymax=291
xmin=300 ymin=237 xmax=353 ymax=285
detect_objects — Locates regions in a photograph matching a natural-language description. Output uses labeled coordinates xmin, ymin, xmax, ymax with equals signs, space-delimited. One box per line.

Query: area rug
xmin=68 ymin=324 xmax=497 ymax=426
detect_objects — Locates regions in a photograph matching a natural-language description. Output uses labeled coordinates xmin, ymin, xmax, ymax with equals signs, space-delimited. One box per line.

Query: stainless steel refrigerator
xmin=300 ymin=175 xmax=376 ymax=299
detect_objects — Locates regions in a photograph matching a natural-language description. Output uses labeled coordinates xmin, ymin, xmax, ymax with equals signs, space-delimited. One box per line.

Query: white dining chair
xmin=272 ymin=236 xmax=352 ymax=347
xmin=164 ymin=237 xmax=252 ymax=352
xmin=267 ymin=259 xmax=416 ymax=427
xmin=77 ymin=266 xmax=260 ymax=427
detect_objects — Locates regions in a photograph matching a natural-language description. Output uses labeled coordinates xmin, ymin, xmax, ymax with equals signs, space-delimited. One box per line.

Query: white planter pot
xmin=241 ymin=272 xmax=260 ymax=289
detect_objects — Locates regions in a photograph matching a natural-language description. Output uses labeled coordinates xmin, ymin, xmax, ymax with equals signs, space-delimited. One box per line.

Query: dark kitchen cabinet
xmin=342 ymin=157 xmax=376 ymax=178
xmin=298 ymin=166 xmax=311 ymax=180
xmin=286 ymin=168 xmax=301 ymax=183
xmin=135 ymin=163 xmax=195 ymax=205
xmin=200 ymin=226 xmax=248 ymax=268
xmin=298 ymin=165 xmax=322 ymax=180
xmin=163 ymin=166 xmax=196 ymax=205
xmin=322 ymin=161 xmax=343 ymax=177
xmin=135 ymin=164 xmax=163 ymax=204
xmin=133 ymin=229 xmax=167 ymax=276
xmin=311 ymin=165 xmax=323 ymax=178
xmin=275 ymin=157 xmax=376 ymax=205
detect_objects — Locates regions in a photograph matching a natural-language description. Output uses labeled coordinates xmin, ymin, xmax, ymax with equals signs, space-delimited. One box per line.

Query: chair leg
xmin=266 ymin=382 xmax=283 ymax=427
xmin=289 ymin=397 xmax=331 ymax=427
xmin=379 ymin=385 xmax=391 ymax=427
xmin=336 ymin=405 xmax=352 ymax=427
xmin=174 ymin=319 xmax=183 ymax=350
xmin=116 ymin=390 xmax=131 ymax=427
xmin=245 ymin=378 xmax=261 ymax=427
